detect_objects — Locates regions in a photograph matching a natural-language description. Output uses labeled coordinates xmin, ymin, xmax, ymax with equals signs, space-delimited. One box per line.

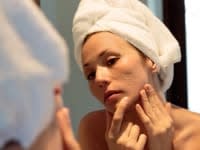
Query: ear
xmin=145 ymin=57 xmax=160 ymax=73
xmin=152 ymin=63 xmax=160 ymax=73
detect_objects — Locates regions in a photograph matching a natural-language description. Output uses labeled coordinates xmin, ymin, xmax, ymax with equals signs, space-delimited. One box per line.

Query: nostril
xmin=97 ymin=80 xmax=109 ymax=88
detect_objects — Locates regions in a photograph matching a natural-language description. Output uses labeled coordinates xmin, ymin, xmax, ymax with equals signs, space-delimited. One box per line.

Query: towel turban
xmin=72 ymin=0 xmax=181 ymax=92
xmin=0 ymin=0 xmax=68 ymax=148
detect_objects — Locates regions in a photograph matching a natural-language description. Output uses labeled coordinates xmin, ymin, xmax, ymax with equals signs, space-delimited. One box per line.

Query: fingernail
xmin=144 ymin=84 xmax=151 ymax=93
xmin=54 ymin=87 xmax=61 ymax=95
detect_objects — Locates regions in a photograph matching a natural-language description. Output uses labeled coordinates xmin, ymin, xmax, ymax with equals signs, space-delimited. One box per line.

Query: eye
xmin=106 ymin=57 xmax=119 ymax=66
xmin=87 ymin=71 xmax=96 ymax=80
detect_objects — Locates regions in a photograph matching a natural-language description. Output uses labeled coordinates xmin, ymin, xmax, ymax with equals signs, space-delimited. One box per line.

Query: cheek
xmin=118 ymin=65 xmax=150 ymax=102
xmin=89 ymin=84 xmax=103 ymax=102
xmin=124 ymin=70 xmax=148 ymax=86
xmin=119 ymin=65 xmax=149 ymax=86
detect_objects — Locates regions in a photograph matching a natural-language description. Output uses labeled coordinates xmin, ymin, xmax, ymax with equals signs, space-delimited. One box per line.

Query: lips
xmin=104 ymin=90 xmax=122 ymax=104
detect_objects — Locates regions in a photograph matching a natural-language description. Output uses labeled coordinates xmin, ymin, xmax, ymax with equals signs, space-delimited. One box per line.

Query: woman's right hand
xmin=105 ymin=97 xmax=147 ymax=150
xmin=135 ymin=84 xmax=174 ymax=150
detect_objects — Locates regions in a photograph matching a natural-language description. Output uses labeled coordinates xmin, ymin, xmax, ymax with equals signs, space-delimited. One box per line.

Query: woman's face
xmin=82 ymin=32 xmax=154 ymax=113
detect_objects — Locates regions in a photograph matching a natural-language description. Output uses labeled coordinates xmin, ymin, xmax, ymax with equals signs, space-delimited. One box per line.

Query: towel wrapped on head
xmin=72 ymin=0 xmax=181 ymax=92
xmin=0 ymin=0 xmax=68 ymax=148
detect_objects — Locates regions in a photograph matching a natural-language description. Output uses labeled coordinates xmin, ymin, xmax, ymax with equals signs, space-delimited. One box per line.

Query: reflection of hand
xmin=55 ymin=91 xmax=81 ymax=150
xmin=105 ymin=97 xmax=147 ymax=150
xmin=136 ymin=84 xmax=174 ymax=150
xmin=56 ymin=108 xmax=81 ymax=150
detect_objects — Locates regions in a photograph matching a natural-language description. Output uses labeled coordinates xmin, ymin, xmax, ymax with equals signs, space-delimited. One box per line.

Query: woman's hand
xmin=105 ymin=97 xmax=147 ymax=150
xmin=56 ymin=108 xmax=81 ymax=150
xmin=55 ymin=89 xmax=81 ymax=150
xmin=136 ymin=84 xmax=174 ymax=150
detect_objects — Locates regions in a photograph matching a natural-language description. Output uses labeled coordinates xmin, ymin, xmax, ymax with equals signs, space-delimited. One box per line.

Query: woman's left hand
xmin=105 ymin=97 xmax=147 ymax=150
xmin=55 ymin=88 xmax=81 ymax=150
xmin=135 ymin=84 xmax=174 ymax=150
xmin=56 ymin=107 xmax=81 ymax=150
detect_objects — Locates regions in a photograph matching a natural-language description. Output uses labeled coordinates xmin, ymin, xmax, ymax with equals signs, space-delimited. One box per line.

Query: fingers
xmin=135 ymin=103 xmax=151 ymax=126
xmin=119 ymin=124 xmax=147 ymax=150
xmin=105 ymin=111 xmax=112 ymax=136
xmin=137 ymin=84 xmax=169 ymax=123
xmin=54 ymin=87 xmax=74 ymax=141
xmin=105 ymin=96 xmax=148 ymax=150
xmin=56 ymin=108 xmax=74 ymax=139
xmin=137 ymin=88 xmax=157 ymax=126
xmin=137 ymin=134 xmax=147 ymax=150
xmin=56 ymin=108 xmax=81 ymax=150
xmin=129 ymin=124 xmax=140 ymax=140
xmin=107 ymin=97 xmax=129 ymax=138
xmin=54 ymin=86 xmax=73 ymax=139
xmin=136 ymin=84 xmax=174 ymax=150
xmin=139 ymin=89 xmax=155 ymax=119
xmin=106 ymin=120 xmax=147 ymax=150
xmin=118 ymin=123 xmax=142 ymax=142
xmin=54 ymin=86 xmax=64 ymax=111
xmin=143 ymin=85 xmax=163 ymax=113
xmin=54 ymin=87 xmax=80 ymax=150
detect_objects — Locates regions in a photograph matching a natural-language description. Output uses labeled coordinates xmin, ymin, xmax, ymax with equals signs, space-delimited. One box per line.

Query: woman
xmin=72 ymin=0 xmax=200 ymax=149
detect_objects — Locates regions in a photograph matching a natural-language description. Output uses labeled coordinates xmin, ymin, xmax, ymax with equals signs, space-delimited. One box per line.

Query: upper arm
xmin=180 ymin=135 xmax=200 ymax=150
xmin=78 ymin=110 xmax=108 ymax=150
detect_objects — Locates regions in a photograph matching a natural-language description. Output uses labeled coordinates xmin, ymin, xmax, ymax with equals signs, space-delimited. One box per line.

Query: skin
xmin=55 ymin=90 xmax=81 ymax=150
xmin=2 ymin=89 xmax=80 ymax=150
xmin=30 ymin=88 xmax=80 ymax=150
xmin=78 ymin=31 xmax=200 ymax=150
xmin=82 ymin=32 xmax=156 ymax=113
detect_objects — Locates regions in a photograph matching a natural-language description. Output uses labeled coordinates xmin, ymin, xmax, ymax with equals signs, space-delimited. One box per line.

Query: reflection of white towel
xmin=73 ymin=0 xmax=181 ymax=92
xmin=0 ymin=0 xmax=68 ymax=148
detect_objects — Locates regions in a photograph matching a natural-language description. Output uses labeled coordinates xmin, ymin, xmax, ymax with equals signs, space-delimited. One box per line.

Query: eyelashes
xmin=106 ymin=57 xmax=119 ymax=66
xmin=87 ymin=71 xmax=95 ymax=80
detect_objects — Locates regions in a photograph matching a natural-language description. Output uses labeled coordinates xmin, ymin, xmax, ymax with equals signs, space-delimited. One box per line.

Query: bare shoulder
xmin=78 ymin=109 xmax=108 ymax=150
xmin=172 ymin=105 xmax=200 ymax=126
xmin=172 ymin=105 xmax=200 ymax=150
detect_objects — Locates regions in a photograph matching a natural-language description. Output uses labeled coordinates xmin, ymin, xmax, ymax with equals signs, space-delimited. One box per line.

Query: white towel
xmin=0 ymin=0 xmax=69 ymax=148
xmin=72 ymin=0 xmax=181 ymax=92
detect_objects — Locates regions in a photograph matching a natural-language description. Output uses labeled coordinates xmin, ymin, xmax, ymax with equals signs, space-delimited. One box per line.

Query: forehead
xmin=81 ymin=32 xmax=127 ymax=64
xmin=81 ymin=32 xmax=145 ymax=68
xmin=81 ymin=32 xmax=134 ymax=61
xmin=83 ymin=32 xmax=128 ymax=49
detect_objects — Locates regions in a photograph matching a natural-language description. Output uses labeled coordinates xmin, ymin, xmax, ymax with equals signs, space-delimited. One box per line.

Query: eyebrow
xmin=83 ymin=50 xmax=108 ymax=68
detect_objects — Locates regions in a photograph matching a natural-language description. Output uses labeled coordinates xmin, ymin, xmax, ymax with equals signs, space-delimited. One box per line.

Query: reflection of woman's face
xmin=82 ymin=32 xmax=154 ymax=113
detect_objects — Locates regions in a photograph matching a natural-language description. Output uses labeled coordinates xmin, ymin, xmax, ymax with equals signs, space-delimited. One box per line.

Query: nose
xmin=95 ymin=66 xmax=110 ymax=88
